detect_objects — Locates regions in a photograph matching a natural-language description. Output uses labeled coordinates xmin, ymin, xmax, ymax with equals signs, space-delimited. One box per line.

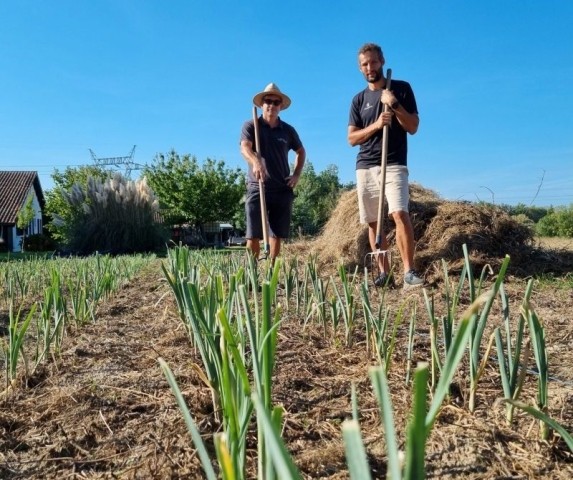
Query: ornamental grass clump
xmin=59 ymin=173 xmax=167 ymax=254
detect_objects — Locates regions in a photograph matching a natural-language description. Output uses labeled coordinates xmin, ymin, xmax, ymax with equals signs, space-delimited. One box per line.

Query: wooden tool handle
xmin=252 ymin=106 xmax=270 ymax=257
xmin=375 ymin=68 xmax=392 ymax=250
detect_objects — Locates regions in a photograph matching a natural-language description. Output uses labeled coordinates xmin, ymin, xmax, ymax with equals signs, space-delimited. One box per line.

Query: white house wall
xmin=12 ymin=186 xmax=43 ymax=253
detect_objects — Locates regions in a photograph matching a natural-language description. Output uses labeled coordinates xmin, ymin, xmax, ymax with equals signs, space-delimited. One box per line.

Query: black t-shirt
xmin=348 ymin=79 xmax=418 ymax=169
xmin=241 ymin=116 xmax=302 ymax=193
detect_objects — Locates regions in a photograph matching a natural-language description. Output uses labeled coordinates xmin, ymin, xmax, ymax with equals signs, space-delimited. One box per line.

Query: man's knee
xmin=390 ymin=210 xmax=410 ymax=224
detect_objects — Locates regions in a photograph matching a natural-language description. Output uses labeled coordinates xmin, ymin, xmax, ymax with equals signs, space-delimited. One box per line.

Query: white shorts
xmin=356 ymin=165 xmax=409 ymax=224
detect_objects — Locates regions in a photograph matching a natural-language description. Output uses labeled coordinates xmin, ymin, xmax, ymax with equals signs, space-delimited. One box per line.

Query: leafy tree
xmin=536 ymin=205 xmax=573 ymax=237
xmin=16 ymin=194 xmax=35 ymax=252
xmin=45 ymin=165 xmax=113 ymax=243
xmin=144 ymin=150 xmax=245 ymax=227
xmin=291 ymin=161 xmax=344 ymax=236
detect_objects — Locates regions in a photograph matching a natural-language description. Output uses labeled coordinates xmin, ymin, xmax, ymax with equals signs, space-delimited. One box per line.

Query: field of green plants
xmin=1 ymin=245 xmax=573 ymax=479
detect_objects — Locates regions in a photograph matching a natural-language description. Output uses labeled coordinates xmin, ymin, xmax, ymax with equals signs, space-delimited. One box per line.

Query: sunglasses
xmin=263 ymin=98 xmax=282 ymax=106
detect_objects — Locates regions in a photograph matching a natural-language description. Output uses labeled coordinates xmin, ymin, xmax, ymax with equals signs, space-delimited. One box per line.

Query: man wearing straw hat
xmin=348 ymin=43 xmax=424 ymax=290
xmin=240 ymin=83 xmax=306 ymax=261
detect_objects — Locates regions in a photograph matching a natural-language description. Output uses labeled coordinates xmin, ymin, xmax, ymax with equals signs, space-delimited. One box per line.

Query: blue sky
xmin=1 ymin=1 xmax=572 ymax=207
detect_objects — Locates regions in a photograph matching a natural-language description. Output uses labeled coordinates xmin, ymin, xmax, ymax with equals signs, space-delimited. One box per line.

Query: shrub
xmin=536 ymin=205 xmax=573 ymax=238
xmin=23 ymin=233 xmax=57 ymax=252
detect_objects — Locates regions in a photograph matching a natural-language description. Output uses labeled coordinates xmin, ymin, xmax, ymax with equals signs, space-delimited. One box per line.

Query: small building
xmin=0 ymin=171 xmax=45 ymax=253
xmin=203 ymin=222 xmax=234 ymax=247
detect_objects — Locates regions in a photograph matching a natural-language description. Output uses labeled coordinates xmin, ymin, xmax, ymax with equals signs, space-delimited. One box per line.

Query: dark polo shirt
xmin=241 ymin=116 xmax=302 ymax=193
xmin=349 ymin=79 xmax=418 ymax=169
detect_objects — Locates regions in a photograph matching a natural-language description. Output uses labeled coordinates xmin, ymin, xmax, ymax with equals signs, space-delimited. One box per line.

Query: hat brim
xmin=253 ymin=91 xmax=291 ymax=110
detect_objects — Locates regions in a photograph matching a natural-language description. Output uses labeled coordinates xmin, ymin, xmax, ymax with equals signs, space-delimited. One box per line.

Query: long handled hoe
xmin=252 ymin=105 xmax=271 ymax=260
xmin=366 ymin=69 xmax=393 ymax=286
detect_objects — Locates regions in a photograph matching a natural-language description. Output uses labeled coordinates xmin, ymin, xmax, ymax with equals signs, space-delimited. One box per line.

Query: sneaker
xmin=403 ymin=269 xmax=424 ymax=289
xmin=374 ymin=272 xmax=395 ymax=289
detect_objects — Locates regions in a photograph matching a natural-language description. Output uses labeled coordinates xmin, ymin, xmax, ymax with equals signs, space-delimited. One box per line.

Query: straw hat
xmin=252 ymin=83 xmax=291 ymax=110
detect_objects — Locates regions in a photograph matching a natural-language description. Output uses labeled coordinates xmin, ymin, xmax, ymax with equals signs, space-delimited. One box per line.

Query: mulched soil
xmin=2 ymin=254 xmax=573 ymax=479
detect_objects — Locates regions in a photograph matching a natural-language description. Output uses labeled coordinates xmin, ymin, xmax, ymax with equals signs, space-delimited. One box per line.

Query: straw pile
xmin=290 ymin=183 xmax=572 ymax=280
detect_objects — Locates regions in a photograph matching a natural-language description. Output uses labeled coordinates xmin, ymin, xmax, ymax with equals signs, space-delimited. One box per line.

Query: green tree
xmin=291 ymin=162 xmax=343 ymax=236
xmin=16 ymin=193 xmax=35 ymax=252
xmin=144 ymin=150 xmax=245 ymax=227
xmin=45 ymin=165 xmax=113 ymax=243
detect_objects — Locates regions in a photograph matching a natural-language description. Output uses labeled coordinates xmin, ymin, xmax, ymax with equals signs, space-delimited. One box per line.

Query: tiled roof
xmin=0 ymin=171 xmax=44 ymax=225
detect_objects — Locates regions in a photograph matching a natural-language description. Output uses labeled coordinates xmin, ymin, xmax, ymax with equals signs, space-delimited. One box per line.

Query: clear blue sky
xmin=1 ymin=1 xmax=572 ymax=207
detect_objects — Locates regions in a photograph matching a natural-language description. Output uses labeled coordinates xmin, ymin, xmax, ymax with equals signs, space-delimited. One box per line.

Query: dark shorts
xmin=245 ymin=188 xmax=294 ymax=239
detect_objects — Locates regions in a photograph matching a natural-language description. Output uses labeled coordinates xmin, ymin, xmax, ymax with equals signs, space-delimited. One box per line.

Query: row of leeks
xmin=161 ymin=246 xmax=284 ymax=479
xmin=160 ymin=244 xmax=572 ymax=479
xmin=1 ymin=254 xmax=153 ymax=392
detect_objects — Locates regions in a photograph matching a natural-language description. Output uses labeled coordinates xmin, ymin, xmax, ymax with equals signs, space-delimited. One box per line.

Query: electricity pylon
xmin=89 ymin=145 xmax=143 ymax=178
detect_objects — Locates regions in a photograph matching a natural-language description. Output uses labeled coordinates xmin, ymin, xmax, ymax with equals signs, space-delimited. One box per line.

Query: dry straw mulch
xmin=291 ymin=184 xmax=573 ymax=283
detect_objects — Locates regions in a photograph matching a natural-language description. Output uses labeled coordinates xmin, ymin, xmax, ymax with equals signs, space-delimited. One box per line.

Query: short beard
xmin=366 ymin=68 xmax=383 ymax=84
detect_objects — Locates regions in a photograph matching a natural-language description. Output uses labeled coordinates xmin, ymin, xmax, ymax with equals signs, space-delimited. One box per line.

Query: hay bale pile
xmin=310 ymin=189 xmax=369 ymax=268
xmin=300 ymin=183 xmax=545 ymax=280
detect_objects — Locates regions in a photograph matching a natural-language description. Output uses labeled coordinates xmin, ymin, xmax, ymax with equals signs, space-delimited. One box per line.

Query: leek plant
xmin=306 ymin=256 xmax=329 ymax=327
xmin=5 ymin=301 xmax=36 ymax=384
xmin=524 ymin=301 xmax=550 ymax=440
xmin=328 ymin=295 xmax=340 ymax=335
xmin=424 ymin=290 xmax=441 ymax=388
xmin=252 ymin=393 xmax=302 ymax=480
xmin=342 ymin=420 xmax=373 ymax=480
xmin=36 ymin=267 xmax=67 ymax=364
xmin=504 ymin=400 xmax=573 ymax=451
xmin=467 ymin=253 xmax=511 ymax=412
xmin=164 ymin=267 xmax=226 ymax=417
xmin=215 ymin=304 xmax=253 ymax=476
xmin=360 ymin=271 xmax=374 ymax=354
xmin=494 ymin=281 xmax=531 ymax=424
xmin=281 ymin=256 xmax=299 ymax=312
xmin=372 ymin=302 xmax=408 ymax=372
xmin=163 ymin=265 xmax=252 ymax=475
xmin=240 ymin=280 xmax=283 ymax=479
xmin=423 ymin=259 xmax=464 ymax=388
xmin=163 ymin=246 xmax=285 ymax=479
xmin=67 ymin=275 xmax=96 ymax=326
xmin=332 ymin=264 xmax=358 ymax=346
xmin=159 ymin=358 xmax=218 ymax=480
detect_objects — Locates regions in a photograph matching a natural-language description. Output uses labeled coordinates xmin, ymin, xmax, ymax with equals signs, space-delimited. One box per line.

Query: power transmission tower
xmin=89 ymin=145 xmax=143 ymax=178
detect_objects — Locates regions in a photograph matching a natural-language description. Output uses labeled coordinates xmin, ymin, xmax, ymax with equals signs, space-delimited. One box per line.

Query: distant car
xmin=227 ymin=235 xmax=247 ymax=247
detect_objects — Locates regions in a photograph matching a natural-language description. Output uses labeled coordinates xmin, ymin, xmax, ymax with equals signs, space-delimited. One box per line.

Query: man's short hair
xmin=358 ymin=43 xmax=383 ymax=61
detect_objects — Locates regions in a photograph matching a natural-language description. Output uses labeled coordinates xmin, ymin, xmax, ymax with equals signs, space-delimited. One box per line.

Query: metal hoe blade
xmin=366 ymin=249 xmax=393 ymax=286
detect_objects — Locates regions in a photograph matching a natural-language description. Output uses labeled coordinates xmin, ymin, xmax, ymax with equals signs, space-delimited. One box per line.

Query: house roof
xmin=0 ymin=171 xmax=45 ymax=225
